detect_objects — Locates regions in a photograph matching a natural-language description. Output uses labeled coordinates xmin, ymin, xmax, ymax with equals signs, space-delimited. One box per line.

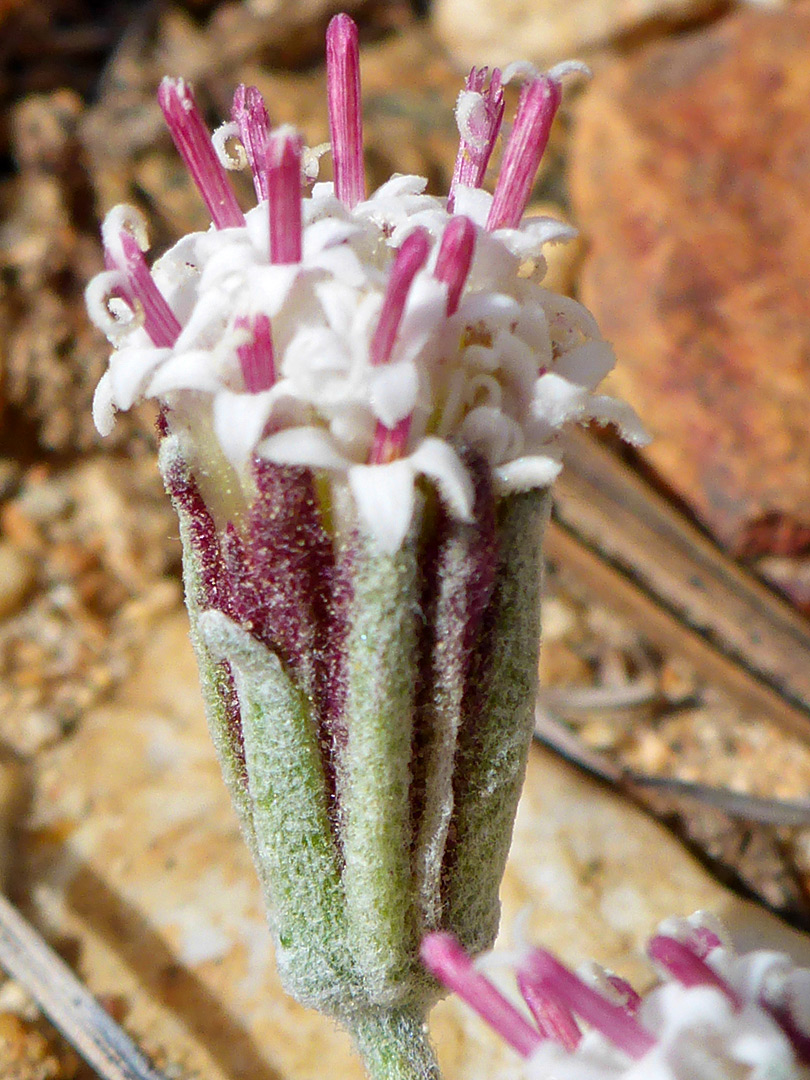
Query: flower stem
xmin=351 ymin=1008 xmax=442 ymax=1080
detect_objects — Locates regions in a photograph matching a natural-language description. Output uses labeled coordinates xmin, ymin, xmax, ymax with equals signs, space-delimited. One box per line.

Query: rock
xmin=0 ymin=543 xmax=35 ymax=620
xmin=432 ymin=0 xmax=721 ymax=70
xmin=0 ymin=1011 xmax=77 ymax=1080
xmin=20 ymin=600 xmax=810 ymax=1078
xmin=569 ymin=5 xmax=810 ymax=554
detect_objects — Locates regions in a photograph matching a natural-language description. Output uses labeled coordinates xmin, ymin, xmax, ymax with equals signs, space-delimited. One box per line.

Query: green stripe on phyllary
xmin=340 ymin=532 xmax=421 ymax=1006
xmin=443 ymin=489 xmax=549 ymax=955
xmin=199 ymin=610 xmax=356 ymax=1011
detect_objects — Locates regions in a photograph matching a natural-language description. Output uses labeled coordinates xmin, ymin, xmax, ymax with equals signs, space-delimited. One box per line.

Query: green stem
xmin=351 ymin=1008 xmax=442 ymax=1080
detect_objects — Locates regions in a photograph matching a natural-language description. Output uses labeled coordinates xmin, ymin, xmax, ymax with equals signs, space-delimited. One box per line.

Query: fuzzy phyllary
xmin=86 ymin=14 xmax=644 ymax=1079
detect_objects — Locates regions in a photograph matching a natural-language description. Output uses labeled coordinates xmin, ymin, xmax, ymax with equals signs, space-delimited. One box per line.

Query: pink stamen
xmin=421 ymin=933 xmax=544 ymax=1059
xmin=647 ymin=936 xmax=741 ymax=1008
xmin=517 ymin=971 xmax=581 ymax=1051
xmin=326 ymin=13 xmax=365 ymax=208
xmin=236 ymin=313 xmax=276 ymax=393
xmin=486 ymin=75 xmax=561 ymax=232
xmin=232 ymin=84 xmax=271 ymax=201
xmin=105 ymin=229 xmax=180 ymax=347
xmin=687 ymin=926 xmax=724 ymax=960
xmin=520 ymin=950 xmax=656 ymax=1060
xmin=367 ymin=229 xmax=430 ymax=464
xmin=448 ymin=67 xmax=504 ymax=211
xmin=606 ymin=974 xmax=642 ymax=1016
xmin=158 ymin=77 xmax=245 ymax=230
xmin=434 ymin=215 xmax=476 ymax=315
xmin=370 ymin=417 xmax=410 ymax=465
xmin=370 ymin=228 xmax=430 ymax=368
xmin=266 ymin=127 xmax=303 ymax=264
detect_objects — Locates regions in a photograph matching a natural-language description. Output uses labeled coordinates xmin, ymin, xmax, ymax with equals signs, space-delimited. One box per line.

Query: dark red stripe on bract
xmin=162 ymin=454 xmax=234 ymax=618
xmin=232 ymin=460 xmax=344 ymax=826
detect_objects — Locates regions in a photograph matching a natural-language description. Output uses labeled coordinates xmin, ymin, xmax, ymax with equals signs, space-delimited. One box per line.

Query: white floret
xmin=89 ymin=173 xmax=645 ymax=549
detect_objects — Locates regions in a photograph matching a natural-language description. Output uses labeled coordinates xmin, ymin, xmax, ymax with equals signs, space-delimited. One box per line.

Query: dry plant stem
xmin=0 ymin=892 xmax=168 ymax=1080
xmin=554 ymin=429 xmax=810 ymax=730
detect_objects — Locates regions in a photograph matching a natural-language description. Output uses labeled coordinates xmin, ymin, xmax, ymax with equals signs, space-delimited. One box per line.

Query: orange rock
xmin=570 ymin=4 xmax=810 ymax=555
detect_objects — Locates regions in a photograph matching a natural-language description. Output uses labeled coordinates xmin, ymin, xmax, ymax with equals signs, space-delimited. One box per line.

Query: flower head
xmin=86 ymin=18 xmax=648 ymax=1079
xmin=421 ymin=913 xmax=810 ymax=1079
xmin=86 ymin=15 xmax=644 ymax=554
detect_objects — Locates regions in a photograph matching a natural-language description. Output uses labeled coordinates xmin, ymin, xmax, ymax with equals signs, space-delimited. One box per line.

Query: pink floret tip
xmin=448 ymin=67 xmax=504 ymax=211
xmin=232 ymin=84 xmax=271 ymax=202
xmin=266 ymin=127 xmax=304 ymax=265
xmin=487 ymin=75 xmax=561 ymax=232
xmin=158 ymin=77 xmax=246 ymax=230
xmin=326 ymin=13 xmax=365 ymax=209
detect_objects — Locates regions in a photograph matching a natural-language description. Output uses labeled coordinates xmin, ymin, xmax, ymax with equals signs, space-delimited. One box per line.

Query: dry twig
xmin=0 ymin=891 xmax=170 ymax=1080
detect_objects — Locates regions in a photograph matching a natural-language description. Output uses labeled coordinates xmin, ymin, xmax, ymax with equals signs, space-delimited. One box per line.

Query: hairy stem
xmin=352 ymin=1008 xmax=442 ymax=1080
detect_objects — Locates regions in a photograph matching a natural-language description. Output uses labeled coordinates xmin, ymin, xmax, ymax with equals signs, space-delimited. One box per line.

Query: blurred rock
xmin=0 ymin=542 xmax=35 ymax=620
xmin=570 ymin=4 xmax=810 ymax=555
xmin=524 ymin=203 xmax=584 ymax=295
xmin=0 ymin=456 xmax=177 ymax=757
xmin=433 ymin=0 xmax=722 ymax=70
xmin=0 ymin=89 xmax=134 ymax=453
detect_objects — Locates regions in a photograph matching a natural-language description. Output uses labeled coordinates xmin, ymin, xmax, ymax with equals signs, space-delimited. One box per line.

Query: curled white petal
xmin=92 ymin=372 xmax=117 ymax=436
xmin=302 ymin=142 xmax=330 ymax=182
xmin=459 ymin=405 xmax=523 ymax=464
xmin=532 ymin=372 xmax=590 ymax=428
xmin=213 ymin=389 xmax=281 ymax=471
xmin=370 ymin=361 xmax=419 ymax=428
xmin=554 ymin=340 xmax=616 ymax=388
xmin=450 ymin=184 xmax=493 ymax=227
xmin=501 ymin=60 xmax=541 ymax=85
xmin=101 ymin=203 xmax=149 ymax=253
xmin=586 ymin=395 xmax=651 ymax=446
xmin=547 ymin=59 xmax=592 ymax=83
xmin=84 ymin=270 xmax=139 ymax=344
xmin=367 ymin=174 xmax=428 ymax=201
xmin=257 ymin=426 xmax=351 ymax=469
xmin=147 ymin=350 xmax=224 ymax=396
xmin=494 ymin=455 xmax=563 ymax=493
xmin=109 ymin=344 xmax=172 ymax=409
xmin=349 ymin=459 xmax=417 ymax=554
xmin=302 ymin=217 xmax=364 ymax=257
xmin=410 ymin=438 xmax=475 ymax=522
xmin=212 ymin=121 xmax=247 ymax=169
xmin=495 ymin=216 xmax=578 ymax=261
